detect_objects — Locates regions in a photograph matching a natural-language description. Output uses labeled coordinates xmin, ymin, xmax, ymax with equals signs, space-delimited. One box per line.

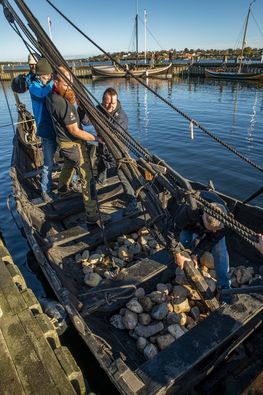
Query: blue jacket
xmin=29 ymin=78 xmax=56 ymax=139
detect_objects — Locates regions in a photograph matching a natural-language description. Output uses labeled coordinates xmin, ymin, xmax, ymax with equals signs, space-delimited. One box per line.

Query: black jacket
xmin=169 ymin=190 xmax=227 ymax=257
xmin=78 ymin=101 xmax=128 ymax=168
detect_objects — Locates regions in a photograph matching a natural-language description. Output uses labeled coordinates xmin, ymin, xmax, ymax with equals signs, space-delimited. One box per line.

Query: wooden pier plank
xmin=0 ymin=239 xmax=82 ymax=395
xmin=0 ymin=330 xmax=25 ymax=395
xmin=0 ymin=260 xmax=27 ymax=315
xmin=17 ymin=309 xmax=78 ymax=395
xmin=0 ymin=313 xmax=60 ymax=395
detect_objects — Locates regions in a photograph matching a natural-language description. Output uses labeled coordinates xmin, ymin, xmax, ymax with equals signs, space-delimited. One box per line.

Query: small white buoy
xmin=189 ymin=121 xmax=194 ymax=140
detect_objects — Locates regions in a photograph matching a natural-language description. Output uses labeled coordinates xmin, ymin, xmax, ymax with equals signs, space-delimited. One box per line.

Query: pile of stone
xmin=109 ymin=267 xmax=211 ymax=361
xmin=74 ymin=227 xmax=163 ymax=288
xmin=230 ymin=265 xmax=263 ymax=287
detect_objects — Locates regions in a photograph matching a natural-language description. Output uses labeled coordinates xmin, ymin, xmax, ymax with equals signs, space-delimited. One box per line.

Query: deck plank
xmin=47 ymin=211 xmax=146 ymax=248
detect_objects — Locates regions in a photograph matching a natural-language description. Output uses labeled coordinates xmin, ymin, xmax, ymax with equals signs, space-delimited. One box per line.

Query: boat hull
xmin=205 ymin=68 xmax=263 ymax=80
xmin=92 ymin=64 xmax=172 ymax=78
xmin=10 ymin=102 xmax=263 ymax=395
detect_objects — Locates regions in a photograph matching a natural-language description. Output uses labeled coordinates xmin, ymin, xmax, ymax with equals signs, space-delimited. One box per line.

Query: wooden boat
xmin=92 ymin=63 xmax=172 ymax=79
xmin=92 ymin=3 xmax=172 ymax=79
xmin=205 ymin=68 xmax=263 ymax=80
xmin=205 ymin=1 xmax=263 ymax=81
xmin=9 ymin=94 xmax=263 ymax=394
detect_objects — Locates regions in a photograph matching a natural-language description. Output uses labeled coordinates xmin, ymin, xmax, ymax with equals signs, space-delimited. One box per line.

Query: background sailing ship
xmin=92 ymin=3 xmax=172 ymax=78
xmin=205 ymin=0 xmax=263 ymax=80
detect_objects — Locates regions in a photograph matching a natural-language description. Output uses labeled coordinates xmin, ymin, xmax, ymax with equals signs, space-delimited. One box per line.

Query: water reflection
xmin=247 ymin=91 xmax=258 ymax=151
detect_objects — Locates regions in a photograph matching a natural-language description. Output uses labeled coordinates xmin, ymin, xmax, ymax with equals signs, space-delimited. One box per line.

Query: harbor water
xmin=0 ymin=75 xmax=263 ymax=392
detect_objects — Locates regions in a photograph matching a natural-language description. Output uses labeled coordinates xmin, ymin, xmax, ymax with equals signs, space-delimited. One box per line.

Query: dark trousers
xmin=97 ymin=158 xmax=135 ymax=199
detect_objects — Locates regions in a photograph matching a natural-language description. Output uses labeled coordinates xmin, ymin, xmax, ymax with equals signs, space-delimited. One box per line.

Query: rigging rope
xmin=45 ymin=0 xmax=263 ymax=174
xmin=3 ymin=0 xmax=169 ymax=242
xmin=138 ymin=15 xmax=164 ymax=50
xmin=192 ymin=193 xmax=259 ymax=245
xmin=0 ymin=78 xmax=16 ymax=135
xmin=1 ymin=0 xmax=261 ymax=249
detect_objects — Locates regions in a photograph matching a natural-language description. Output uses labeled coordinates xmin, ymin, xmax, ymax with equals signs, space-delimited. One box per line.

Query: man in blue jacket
xmin=29 ymin=58 xmax=57 ymax=202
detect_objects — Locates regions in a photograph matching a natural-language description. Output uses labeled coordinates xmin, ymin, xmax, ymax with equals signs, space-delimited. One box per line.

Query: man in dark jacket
xmin=79 ymin=87 xmax=137 ymax=215
xmin=169 ymin=190 xmax=231 ymax=291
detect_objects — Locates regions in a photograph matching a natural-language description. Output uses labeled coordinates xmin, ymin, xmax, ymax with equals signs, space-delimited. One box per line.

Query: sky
xmin=0 ymin=0 xmax=262 ymax=61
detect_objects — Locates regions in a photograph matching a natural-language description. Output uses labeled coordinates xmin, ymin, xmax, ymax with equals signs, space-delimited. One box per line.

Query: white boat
xmin=92 ymin=63 xmax=172 ymax=78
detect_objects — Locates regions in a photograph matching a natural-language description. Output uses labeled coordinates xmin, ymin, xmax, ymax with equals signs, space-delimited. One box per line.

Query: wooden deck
xmin=0 ymin=238 xmax=85 ymax=395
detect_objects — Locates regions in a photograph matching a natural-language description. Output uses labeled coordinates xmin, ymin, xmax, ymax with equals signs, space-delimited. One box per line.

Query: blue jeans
xmin=41 ymin=137 xmax=57 ymax=193
xmin=179 ymin=230 xmax=230 ymax=289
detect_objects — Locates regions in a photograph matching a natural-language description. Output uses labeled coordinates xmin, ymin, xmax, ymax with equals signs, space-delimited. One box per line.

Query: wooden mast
xmin=238 ymin=0 xmax=256 ymax=73
xmin=135 ymin=0 xmax=139 ymax=67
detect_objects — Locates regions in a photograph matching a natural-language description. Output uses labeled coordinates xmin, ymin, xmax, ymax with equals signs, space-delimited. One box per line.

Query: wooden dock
xmin=1 ymin=62 xmax=263 ymax=81
xmin=0 ymin=238 xmax=86 ymax=395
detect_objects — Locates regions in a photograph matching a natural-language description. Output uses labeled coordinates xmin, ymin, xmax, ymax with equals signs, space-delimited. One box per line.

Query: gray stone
xmin=136 ymin=337 xmax=147 ymax=352
xmin=149 ymin=291 xmax=167 ymax=304
xmin=126 ymin=298 xmax=143 ymax=314
xmin=172 ymin=285 xmax=188 ymax=302
xmin=168 ymin=324 xmax=186 ymax=339
xmin=140 ymin=296 xmax=153 ymax=312
xmin=166 ymin=312 xmax=187 ymax=326
xmin=138 ymin=313 xmax=152 ymax=326
xmin=156 ymin=283 xmax=170 ymax=295
xmin=200 ymin=252 xmax=214 ymax=269
xmin=82 ymin=250 xmax=90 ymax=260
xmin=123 ymin=310 xmax=138 ymax=330
xmin=144 ymin=343 xmax=158 ymax=360
xmin=236 ymin=267 xmax=253 ymax=285
xmin=84 ymin=272 xmax=102 ymax=287
xmin=151 ymin=303 xmax=169 ymax=320
xmin=135 ymin=322 xmax=164 ymax=338
xmin=156 ymin=334 xmax=175 ymax=350
xmin=112 ymin=257 xmax=126 ymax=268
xmin=89 ymin=254 xmax=102 ymax=265
xmin=135 ymin=287 xmax=145 ymax=299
